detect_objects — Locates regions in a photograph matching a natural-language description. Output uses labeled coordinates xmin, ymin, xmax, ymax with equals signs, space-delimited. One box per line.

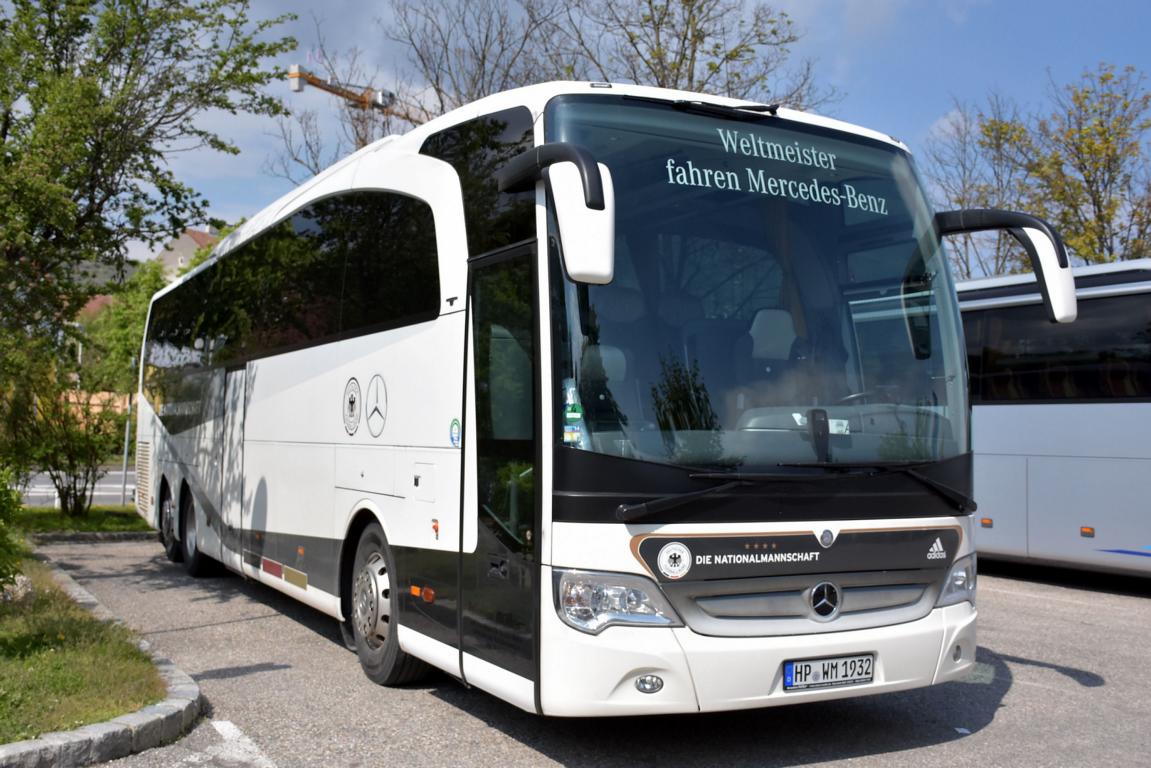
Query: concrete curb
xmin=0 ymin=557 xmax=202 ymax=768
xmin=26 ymin=532 xmax=156 ymax=545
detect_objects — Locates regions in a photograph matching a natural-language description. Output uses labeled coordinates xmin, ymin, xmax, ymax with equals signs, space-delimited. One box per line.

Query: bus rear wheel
xmin=159 ymin=484 xmax=183 ymax=563
xmin=180 ymin=490 xmax=213 ymax=577
xmin=350 ymin=522 xmax=427 ymax=685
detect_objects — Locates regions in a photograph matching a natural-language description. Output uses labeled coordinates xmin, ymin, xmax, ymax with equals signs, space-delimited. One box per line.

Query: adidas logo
xmin=926 ymin=537 xmax=947 ymax=560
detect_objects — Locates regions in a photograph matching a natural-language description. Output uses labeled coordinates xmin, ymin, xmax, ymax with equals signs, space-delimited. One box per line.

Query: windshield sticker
xmin=449 ymin=418 xmax=461 ymax=448
xmin=661 ymin=128 xmax=891 ymax=217
xmin=562 ymin=378 xmax=590 ymax=448
xmin=562 ymin=423 xmax=583 ymax=445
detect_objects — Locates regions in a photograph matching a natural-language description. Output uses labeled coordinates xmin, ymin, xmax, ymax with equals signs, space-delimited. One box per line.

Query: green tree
xmin=0 ymin=0 xmax=295 ymax=350
xmin=0 ymin=338 xmax=123 ymax=517
xmin=1020 ymin=64 xmax=1151 ymax=262
xmin=924 ymin=64 xmax=1151 ymax=274
xmin=0 ymin=466 xmax=23 ymax=588
xmin=80 ymin=260 xmax=167 ymax=394
xmin=181 ymin=222 xmax=239 ymax=276
xmin=923 ymin=97 xmax=1031 ymax=278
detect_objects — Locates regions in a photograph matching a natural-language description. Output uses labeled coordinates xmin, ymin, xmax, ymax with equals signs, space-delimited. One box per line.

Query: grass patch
xmin=14 ymin=506 xmax=152 ymax=534
xmin=0 ymin=560 xmax=165 ymax=742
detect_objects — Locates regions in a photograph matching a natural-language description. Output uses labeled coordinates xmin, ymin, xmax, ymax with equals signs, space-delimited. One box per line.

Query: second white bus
xmin=959 ymin=260 xmax=1151 ymax=576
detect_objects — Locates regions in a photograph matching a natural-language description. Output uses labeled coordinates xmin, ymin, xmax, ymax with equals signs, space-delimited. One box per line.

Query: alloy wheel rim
xmin=162 ymin=498 xmax=176 ymax=544
xmin=183 ymin=503 xmax=196 ymax=555
xmin=353 ymin=551 xmax=390 ymax=650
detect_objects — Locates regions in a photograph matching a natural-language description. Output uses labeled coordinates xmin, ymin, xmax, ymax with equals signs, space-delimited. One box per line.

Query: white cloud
xmin=941 ymin=0 xmax=991 ymax=25
xmin=926 ymin=107 xmax=966 ymax=141
xmin=772 ymin=0 xmax=913 ymax=90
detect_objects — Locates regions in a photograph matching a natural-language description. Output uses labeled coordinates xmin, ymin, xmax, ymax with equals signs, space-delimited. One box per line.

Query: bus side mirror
xmin=936 ymin=209 xmax=1077 ymax=323
xmin=548 ymin=161 xmax=615 ymax=284
xmin=496 ymin=142 xmax=615 ymax=285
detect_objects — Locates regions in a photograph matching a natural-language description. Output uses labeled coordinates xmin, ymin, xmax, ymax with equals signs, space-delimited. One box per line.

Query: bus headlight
xmin=936 ymin=554 xmax=977 ymax=608
xmin=554 ymin=568 xmax=683 ymax=634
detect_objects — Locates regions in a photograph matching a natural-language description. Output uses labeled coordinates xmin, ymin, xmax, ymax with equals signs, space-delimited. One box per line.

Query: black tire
xmin=338 ymin=619 xmax=357 ymax=652
xmin=159 ymin=484 xmax=183 ymax=563
xmin=180 ymin=490 xmax=213 ymax=577
xmin=350 ymin=523 xmax=427 ymax=685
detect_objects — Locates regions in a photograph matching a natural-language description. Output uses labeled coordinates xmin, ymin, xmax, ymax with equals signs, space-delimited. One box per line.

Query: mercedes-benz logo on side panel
xmin=810 ymin=581 xmax=841 ymax=621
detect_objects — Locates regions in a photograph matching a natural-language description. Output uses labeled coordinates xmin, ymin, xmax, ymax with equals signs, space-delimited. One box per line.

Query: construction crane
xmin=287 ymin=64 xmax=396 ymax=112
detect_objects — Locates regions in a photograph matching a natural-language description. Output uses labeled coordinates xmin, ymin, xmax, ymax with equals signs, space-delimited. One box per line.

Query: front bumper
xmin=538 ymin=586 xmax=976 ymax=716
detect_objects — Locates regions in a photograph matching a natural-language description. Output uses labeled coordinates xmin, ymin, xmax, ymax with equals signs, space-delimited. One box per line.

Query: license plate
xmin=784 ymin=654 xmax=874 ymax=691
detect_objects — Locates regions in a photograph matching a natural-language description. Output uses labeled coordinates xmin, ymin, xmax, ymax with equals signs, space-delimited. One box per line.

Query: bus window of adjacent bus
xmin=965 ymin=294 xmax=1151 ymax=403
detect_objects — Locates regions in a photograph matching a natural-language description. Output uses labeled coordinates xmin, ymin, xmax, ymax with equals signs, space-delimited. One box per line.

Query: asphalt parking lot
xmin=35 ymin=540 xmax=1151 ymax=768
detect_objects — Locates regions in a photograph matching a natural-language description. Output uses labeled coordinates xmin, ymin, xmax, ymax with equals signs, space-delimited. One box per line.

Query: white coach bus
xmin=958 ymin=260 xmax=1150 ymax=576
xmin=135 ymin=82 xmax=1076 ymax=716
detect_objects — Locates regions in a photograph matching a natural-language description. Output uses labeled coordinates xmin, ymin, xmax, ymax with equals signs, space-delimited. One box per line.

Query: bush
xmin=0 ymin=468 xmax=23 ymax=587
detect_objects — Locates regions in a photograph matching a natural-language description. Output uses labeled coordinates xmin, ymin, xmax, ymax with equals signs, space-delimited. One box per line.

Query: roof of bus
xmin=153 ymin=81 xmax=910 ymax=305
xmin=212 ymin=83 xmax=901 ymax=251
xmin=955 ymin=258 xmax=1151 ymax=303
xmin=956 ymin=258 xmax=1151 ymax=292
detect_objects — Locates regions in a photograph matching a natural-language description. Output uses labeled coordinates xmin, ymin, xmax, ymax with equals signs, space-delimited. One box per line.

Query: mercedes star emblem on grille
xmin=811 ymin=581 xmax=841 ymax=620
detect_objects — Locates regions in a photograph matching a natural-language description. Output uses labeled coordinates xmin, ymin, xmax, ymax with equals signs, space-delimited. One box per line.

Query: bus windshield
xmin=546 ymin=94 xmax=968 ymax=469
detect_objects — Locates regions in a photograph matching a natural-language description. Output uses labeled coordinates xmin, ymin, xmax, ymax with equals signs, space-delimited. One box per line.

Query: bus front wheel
xmin=350 ymin=522 xmax=427 ymax=685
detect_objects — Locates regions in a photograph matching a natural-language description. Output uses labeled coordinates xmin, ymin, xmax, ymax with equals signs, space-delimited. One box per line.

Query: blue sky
xmin=147 ymin=0 xmax=1151 ymax=259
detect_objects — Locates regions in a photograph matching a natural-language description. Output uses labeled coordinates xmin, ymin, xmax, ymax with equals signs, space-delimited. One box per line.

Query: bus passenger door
xmin=219 ymin=366 xmax=246 ymax=573
xmin=461 ymin=246 xmax=538 ymax=690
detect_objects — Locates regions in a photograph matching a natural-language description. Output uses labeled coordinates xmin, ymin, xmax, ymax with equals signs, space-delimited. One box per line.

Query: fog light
xmin=635 ymin=674 xmax=664 ymax=694
xmin=953 ymin=644 xmax=962 ymax=662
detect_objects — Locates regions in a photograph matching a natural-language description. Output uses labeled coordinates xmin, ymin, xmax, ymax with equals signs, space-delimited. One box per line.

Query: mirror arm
xmin=935 ymin=209 xmax=1069 ymax=268
xmin=495 ymin=143 xmax=605 ymax=210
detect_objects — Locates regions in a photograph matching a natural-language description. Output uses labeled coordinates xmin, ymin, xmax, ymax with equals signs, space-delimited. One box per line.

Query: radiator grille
xmin=135 ymin=441 xmax=151 ymax=521
xmin=661 ymin=569 xmax=945 ymax=637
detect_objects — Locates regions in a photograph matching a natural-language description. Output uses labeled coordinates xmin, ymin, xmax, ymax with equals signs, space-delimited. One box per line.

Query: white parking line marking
xmin=205 ymin=719 xmax=278 ymax=768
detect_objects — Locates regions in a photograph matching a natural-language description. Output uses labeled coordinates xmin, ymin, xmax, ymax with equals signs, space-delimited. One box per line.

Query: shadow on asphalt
xmin=415 ymin=645 xmax=1017 ymax=768
xmin=50 ymin=544 xmax=354 ymax=652
xmin=979 ymin=558 xmax=1151 ymax=598
xmin=993 ymin=652 xmax=1104 ymax=688
xmin=106 ymin=547 xmax=1028 ymax=766
xmin=56 ymin=542 xmax=1129 ymax=766
xmin=194 ymin=661 xmax=294 ymax=682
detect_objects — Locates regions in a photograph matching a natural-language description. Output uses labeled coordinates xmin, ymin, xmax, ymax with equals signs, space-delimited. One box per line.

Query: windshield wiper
xmin=615 ymin=460 xmax=975 ymax=523
xmin=778 ymin=461 xmax=977 ymax=513
xmin=672 ymin=99 xmax=780 ymax=119
xmin=614 ymin=467 xmax=844 ymax=523
xmin=615 ymin=479 xmax=747 ymax=523
xmin=621 ymin=95 xmax=780 ymax=121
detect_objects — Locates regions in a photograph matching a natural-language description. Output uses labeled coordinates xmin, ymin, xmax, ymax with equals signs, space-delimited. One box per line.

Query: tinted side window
xmin=420 ymin=106 xmax=535 ymax=256
xmin=965 ymin=294 xmax=1151 ymax=403
xmin=335 ymin=192 xmax=440 ymax=333
xmin=143 ymin=271 xmax=213 ymax=433
xmin=248 ymin=214 xmax=342 ymax=355
xmin=143 ymin=189 xmax=442 ymax=407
